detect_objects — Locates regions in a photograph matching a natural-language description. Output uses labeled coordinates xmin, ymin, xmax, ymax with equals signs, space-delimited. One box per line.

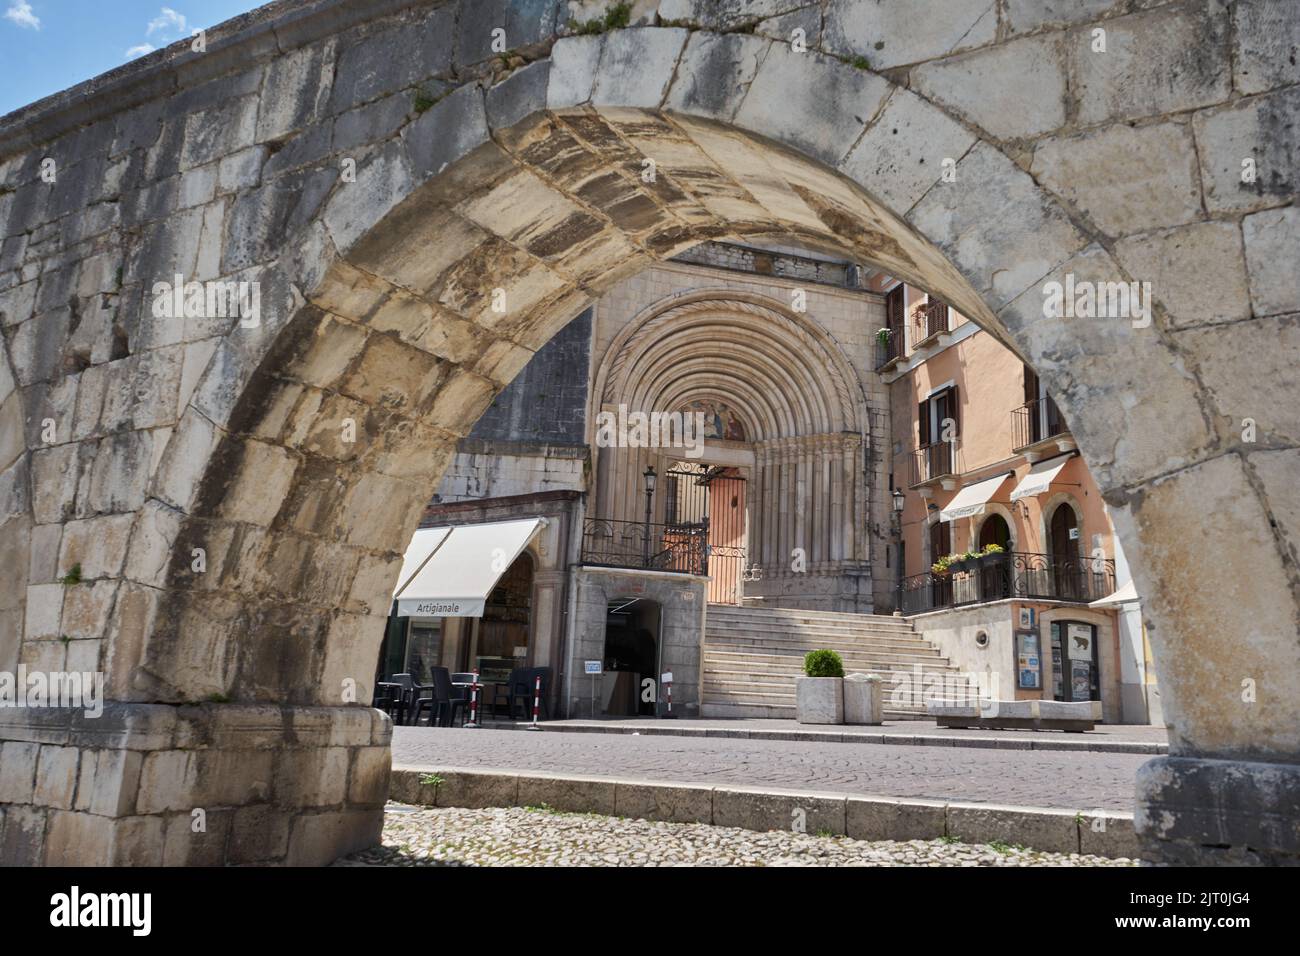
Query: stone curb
xmin=473 ymin=720 xmax=1167 ymax=755
xmin=389 ymin=766 xmax=1140 ymax=859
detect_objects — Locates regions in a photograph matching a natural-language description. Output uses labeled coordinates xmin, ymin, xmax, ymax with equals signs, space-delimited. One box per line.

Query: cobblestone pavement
xmin=338 ymin=804 xmax=1135 ymax=867
xmin=392 ymin=727 xmax=1147 ymax=811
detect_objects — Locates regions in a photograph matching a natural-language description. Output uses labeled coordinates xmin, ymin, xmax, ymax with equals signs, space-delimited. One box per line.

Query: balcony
xmin=909 ymin=299 xmax=951 ymax=350
xmin=908 ymin=440 xmax=960 ymax=492
xmin=874 ymin=327 xmax=905 ymax=371
xmin=898 ymin=551 xmax=1117 ymax=615
xmin=580 ymin=517 xmax=708 ymax=576
xmin=1012 ymin=396 xmax=1075 ymax=461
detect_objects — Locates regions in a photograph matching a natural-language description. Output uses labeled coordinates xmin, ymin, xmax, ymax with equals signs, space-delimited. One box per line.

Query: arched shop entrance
xmin=1 ymin=2 xmax=1295 ymax=866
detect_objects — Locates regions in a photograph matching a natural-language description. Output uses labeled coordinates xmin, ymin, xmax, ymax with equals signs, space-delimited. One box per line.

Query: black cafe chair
xmin=412 ymin=668 xmax=470 ymax=728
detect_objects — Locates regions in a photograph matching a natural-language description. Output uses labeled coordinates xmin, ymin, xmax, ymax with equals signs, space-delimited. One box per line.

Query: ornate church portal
xmin=591 ymin=291 xmax=874 ymax=612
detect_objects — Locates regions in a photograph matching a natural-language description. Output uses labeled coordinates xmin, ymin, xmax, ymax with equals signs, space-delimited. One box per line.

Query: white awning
xmin=1090 ymin=579 xmax=1140 ymax=608
xmin=939 ymin=473 xmax=1011 ymax=522
xmin=393 ymin=526 xmax=451 ymax=597
xmin=1009 ymin=454 xmax=1072 ymax=502
xmin=394 ymin=518 xmax=544 ymax=618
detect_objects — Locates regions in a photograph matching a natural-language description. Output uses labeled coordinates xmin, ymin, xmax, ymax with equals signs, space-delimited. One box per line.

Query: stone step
xmin=707 ymin=634 xmax=941 ymax=650
xmin=708 ymin=615 xmax=917 ymax=634
xmin=704 ymin=626 xmax=931 ymax=647
xmin=704 ymin=637 xmax=944 ymax=656
xmin=710 ymin=606 xmax=911 ymax=626
xmin=698 ymin=699 xmax=930 ymax=720
xmin=703 ymin=645 xmax=947 ymax=664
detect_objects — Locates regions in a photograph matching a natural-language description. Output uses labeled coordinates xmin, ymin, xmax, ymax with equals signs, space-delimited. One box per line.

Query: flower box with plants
xmin=796 ymin=649 xmax=845 ymax=724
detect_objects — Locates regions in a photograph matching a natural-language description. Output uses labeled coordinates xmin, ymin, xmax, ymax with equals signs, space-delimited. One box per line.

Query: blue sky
xmin=0 ymin=1 xmax=266 ymax=116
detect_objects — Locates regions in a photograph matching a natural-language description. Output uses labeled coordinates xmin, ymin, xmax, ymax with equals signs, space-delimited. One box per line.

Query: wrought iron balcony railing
xmin=874 ymin=328 xmax=905 ymax=370
xmin=897 ymin=551 xmax=1116 ymax=615
xmin=1012 ymin=396 xmax=1069 ymax=451
xmin=910 ymin=299 xmax=950 ymax=346
xmin=580 ymin=517 xmax=709 ymax=577
xmin=908 ymin=439 xmax=959 ymax=487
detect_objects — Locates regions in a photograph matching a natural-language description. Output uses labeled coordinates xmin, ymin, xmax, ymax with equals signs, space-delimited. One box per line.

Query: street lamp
xmin=891 ymin=488 xmax=906 ymax=615
xmin=642 ymin=465 xmax=657 ymax=565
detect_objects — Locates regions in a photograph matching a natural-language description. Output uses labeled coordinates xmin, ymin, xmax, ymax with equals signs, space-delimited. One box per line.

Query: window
xmin=917 ymin=385 xmax=960 ymax=478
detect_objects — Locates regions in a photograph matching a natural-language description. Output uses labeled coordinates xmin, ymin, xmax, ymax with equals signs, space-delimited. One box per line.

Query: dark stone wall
xmin=468 ymin=308 xmax=591 ymax=444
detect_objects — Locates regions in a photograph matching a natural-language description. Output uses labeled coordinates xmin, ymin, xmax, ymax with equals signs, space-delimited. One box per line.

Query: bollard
xmin=465 ymin=670 xmax=480 ymax=729
xmin=526 ymin=674 xmax=542 ymax=731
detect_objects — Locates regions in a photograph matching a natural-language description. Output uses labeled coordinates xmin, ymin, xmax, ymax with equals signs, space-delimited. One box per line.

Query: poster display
xmin=1067 ymin=622 xmax=1094 ymax=661
xmin=1016 ymin=630 xmax=1041 ymax=690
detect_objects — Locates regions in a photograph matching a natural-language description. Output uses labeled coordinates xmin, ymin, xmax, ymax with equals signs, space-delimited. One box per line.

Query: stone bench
xmin=927 ymin=699 xmax=1102 ymax=732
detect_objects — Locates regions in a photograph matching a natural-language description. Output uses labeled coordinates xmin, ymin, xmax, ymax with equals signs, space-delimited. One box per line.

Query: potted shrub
xmin=796 ymin=649 xmax=845 ymax=724
xmin=979 ymin=543 xmax=1005 ymax=563
xmin=931 ymin=554 xmax=953 ymax=576
xmin=875 ymin=327 xmax=892 ymax=349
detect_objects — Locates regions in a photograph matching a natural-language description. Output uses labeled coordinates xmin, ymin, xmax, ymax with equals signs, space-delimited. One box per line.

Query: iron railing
xmin=1012 ymin=396 xmax=1069 ymax=451
xmin=580 ymin=517 xmax=709 ymax=576
xmin=898 ymin=550 xmax=1116 ymax=615
xmin=908 ymin=439 xmax=959 ymax=486
xmin=910 ymin=299 xmax=950 ymax=345
xmin=874 ymin=328 xmax=905 ymax=369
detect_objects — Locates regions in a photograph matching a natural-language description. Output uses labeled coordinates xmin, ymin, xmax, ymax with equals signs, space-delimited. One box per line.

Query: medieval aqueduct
xmin=0 ymin=0 xmax=1296 ymax=864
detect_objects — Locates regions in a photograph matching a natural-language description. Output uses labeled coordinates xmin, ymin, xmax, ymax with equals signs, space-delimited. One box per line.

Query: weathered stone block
xmin=846 ymin=796 xmax=947 ymax=842
xmin=1242 ymin=206 xmax=1300 ymax=316
xmin=735 ymin=44 xmax=889 ymax=168
xmin=1194 ymin=87 xmax=1299 ymax=214
xmin=0 ymin=740 xmax=39 ymax=803
xmin=34 ymin=744 xmax=81 ymax=810
xmin=1072 ymin=3 xmax=1231 ymax=125
xmin=404 ymin=83 xmax=491 ymax=183
xmin=1113 ymin=221 xmax=1250 ymax=327
xmin=840 ymin=87 xmax=976 ymax=216
xmin=433 ymin=770 xmax=520 ymax=809
xmin=591 ymin=28 xmax=688 ymax=109
xmin=258 ymin=40 xmax=337 ymax=142
xmin=1030 ymin=122 xmax=1203 ymax=237
xmin=946 ymin=802 xmax=1080 ymax=855
xmin=614 ymin=780 xmax=714 ymax=824
xmin=916 ymin=34 xmax=1067 ymax=143
xmin=823 ymin=0 xmax=997 ymax=70
xmin=1232 ymin=0 xmax=1300 ymax=95
xmin=713 ymin=787 xmax=847 ymax=836
xmin=516 ymin=773 xmax=617 ymax=815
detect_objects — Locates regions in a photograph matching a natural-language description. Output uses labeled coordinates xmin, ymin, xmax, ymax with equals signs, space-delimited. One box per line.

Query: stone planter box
xmin=795 ymin=676 xmax=844 ymax=724
xmin=843 ymin=674 xmax=884 ymax=725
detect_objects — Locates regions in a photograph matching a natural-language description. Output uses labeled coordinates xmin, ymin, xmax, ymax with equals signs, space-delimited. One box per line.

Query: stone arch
xmin=593 ymin=289 xmax=866 ymax=440
xmin=974 ymin=504 xmax=1018 ymax=552
xmin=0 ymin=2 xmax=1294 ymax=865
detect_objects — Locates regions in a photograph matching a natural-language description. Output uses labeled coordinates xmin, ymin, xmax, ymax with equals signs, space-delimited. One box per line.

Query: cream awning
xmin=393 ymin=526 xmax=451 ymax=597
xmin=394 ymin=518 xmax=544 ymax=618
xmin=1009 ymin=454 xmax=1072 ymax=502
xmin=939 ymin=472 xmax=1011 ymax=522
xmin=1090 ymin=579 xmax=1140 ymax=608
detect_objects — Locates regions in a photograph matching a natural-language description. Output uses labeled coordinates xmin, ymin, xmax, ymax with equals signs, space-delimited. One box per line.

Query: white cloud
xmin=4 ymin=2 xmax=41 ymax=30
xmin=146 ymin=7 xmax=186 ymax=37
xmin=125 ymin=43 xmax=156 ymax=59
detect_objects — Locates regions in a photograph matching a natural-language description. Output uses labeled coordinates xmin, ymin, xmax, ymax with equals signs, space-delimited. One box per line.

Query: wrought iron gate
xmin=665 ymin=462 xmax=747 ymax=605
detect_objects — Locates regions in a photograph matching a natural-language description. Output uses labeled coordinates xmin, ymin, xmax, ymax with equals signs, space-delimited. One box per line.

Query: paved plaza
xmin=340 ymin=805 xmax=1134 ymax=867
xmin=392 ymin=727 xmax=1147 ymax=812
